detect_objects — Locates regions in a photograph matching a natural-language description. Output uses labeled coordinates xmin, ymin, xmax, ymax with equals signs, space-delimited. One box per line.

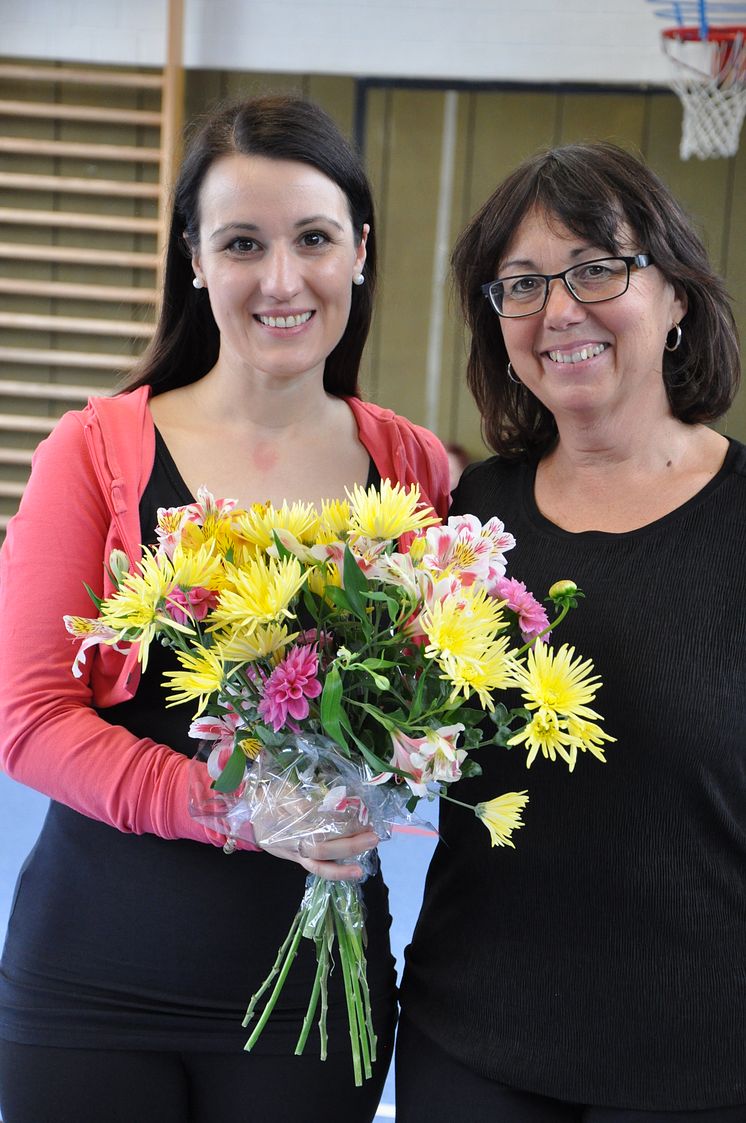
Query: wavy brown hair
xmin=452 ymin=141 xmax=740 ymax=458
xmin=124 ymin=94 xmax=376 ymax=399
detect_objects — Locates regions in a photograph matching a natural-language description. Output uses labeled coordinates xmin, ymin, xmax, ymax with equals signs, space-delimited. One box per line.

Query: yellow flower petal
xmin=476 ymin=791 xmax=529 ymax=848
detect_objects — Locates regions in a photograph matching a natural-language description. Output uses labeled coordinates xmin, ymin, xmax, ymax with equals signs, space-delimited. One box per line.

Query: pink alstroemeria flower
xmin=422 ymin=514 xmax=515 ymax=588
xmin=155 ymin=505 xmax=194 ymax=559
xmin=63 ymin=616 xmax=128 ymax=678
xmin=493 ymin=576 xmax=550 ymax=643
xmin=165 ymin=586 xmax=218 ymax=626
xmin=257 ymin=644 xmax=322 ymax=732
xmin=186 ymin=485 xmax=238 ymax=526
xmin=372 ymin=723 xmax=466 ymax=798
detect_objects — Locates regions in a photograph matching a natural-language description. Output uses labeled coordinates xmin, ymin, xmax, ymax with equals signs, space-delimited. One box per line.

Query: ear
xmin=184 ymin=231 xmax=203 ymax=283
xmin=671 ymin=283 xmax=688 ymax=326
xmin=354 ymin=223 xmax=369 ymax=277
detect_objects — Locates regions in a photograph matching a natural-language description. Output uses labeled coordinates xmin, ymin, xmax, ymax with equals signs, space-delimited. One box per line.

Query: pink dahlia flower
xmin=257 ymin=644 xmax=322 ymax=732
xmin=493 ymin=576 xmax=550 ymax=642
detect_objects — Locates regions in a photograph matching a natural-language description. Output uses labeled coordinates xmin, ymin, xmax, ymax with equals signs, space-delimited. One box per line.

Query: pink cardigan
xmin=0 ymin=387 xmax=449 ymax=846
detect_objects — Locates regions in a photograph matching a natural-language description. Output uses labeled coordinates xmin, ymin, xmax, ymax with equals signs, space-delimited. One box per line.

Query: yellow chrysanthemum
xmin=170 ymin=542 xmax=224 ymax=592
xmin=232 ymin=501 xmax=321 ymax=553
xmin=210 ymin=555 xmax=306 ymax=634
xmin=347 ymin=480 xmax=440 ymax=541
xmin=510 ymin=643 xmax=603 ymax=723
xmin=565 ymin=715 xmax=616 ymax=765
xmin=306 ymin=559 xmax=342 ymax=597
xmin=476 ymin=791 xmax=529 ymax=848
xmin=422 ymin=587 xmax=507 ymax=664
xmin=164 ymin=644 xmax=226 ymax=714
xmin=508 ymin=706 xmax=578 ymax=768
xmin=438 ymin=634 xmax=513 ymax=709
xmin=219 ymin=622 xmax=297 ymax=664
xmin=98 ymin=549 xmax=179 ymax=669
xmin=318 ymin=498 xmax=352 ymax=539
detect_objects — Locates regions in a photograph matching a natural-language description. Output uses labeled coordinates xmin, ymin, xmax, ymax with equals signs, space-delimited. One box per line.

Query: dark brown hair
xmin=125 ymin=94 xmax=376 ymax=398
xmin=452 ymin=141 xmax=740 ymax=458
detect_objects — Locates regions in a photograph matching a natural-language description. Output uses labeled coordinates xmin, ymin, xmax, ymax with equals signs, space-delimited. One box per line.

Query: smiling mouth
xmin=256 ymin=311 xmax=314 ymax=328
xmin=547 ymin=343 xmax=608 ymax=364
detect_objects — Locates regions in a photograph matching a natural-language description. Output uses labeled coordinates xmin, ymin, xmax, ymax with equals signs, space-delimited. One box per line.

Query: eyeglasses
xmin=481 ymin=254 xmax=653 ymax=318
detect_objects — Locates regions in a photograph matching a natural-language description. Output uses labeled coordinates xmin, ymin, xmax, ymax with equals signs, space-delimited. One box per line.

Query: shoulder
xmin=451 ymin=454 xmax=526 ymax=517
xmin=346 ymin=397 xmax=445 ymax=452
xmin=725 ymin=436 xmax=746 ymax=481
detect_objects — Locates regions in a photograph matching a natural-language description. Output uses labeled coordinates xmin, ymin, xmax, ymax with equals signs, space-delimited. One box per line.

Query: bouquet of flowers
xmin=65 ymin=481 xmax=613 ymax=1085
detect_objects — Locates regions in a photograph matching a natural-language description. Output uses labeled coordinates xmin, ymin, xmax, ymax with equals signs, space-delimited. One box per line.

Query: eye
xmin=575 ymin=260 xmax=615 ymax=281
xmin=299 ymin=230 xmax=330 ymax=249
xmin=507 ymin=275 xmax=542 ymax=298
xmin=226 ymin=237 xmax=260 ymax=255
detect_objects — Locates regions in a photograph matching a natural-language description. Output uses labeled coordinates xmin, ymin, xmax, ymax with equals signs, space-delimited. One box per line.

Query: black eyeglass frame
xmin=480 ymin=254 xmax=653 ymax=318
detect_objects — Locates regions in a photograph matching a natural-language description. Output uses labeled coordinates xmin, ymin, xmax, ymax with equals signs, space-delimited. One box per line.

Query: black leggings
xmin=395 ymin=1015 xmax=746 ymax=1123
xmin=0 ymin=1034 xmax=394 ymax=1123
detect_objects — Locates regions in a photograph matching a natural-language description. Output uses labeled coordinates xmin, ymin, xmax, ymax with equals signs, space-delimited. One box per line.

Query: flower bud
xmin=548 ymin=579 xmax=577 ymax=600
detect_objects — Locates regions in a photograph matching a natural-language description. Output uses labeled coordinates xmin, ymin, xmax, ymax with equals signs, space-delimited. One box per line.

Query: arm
xmin=0 ymin=414 xmax=242 ymax=847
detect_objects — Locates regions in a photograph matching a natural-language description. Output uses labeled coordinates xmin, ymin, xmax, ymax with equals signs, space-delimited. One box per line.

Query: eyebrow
xmin=209 ymin=214 xmax=345 ymax=242
xmin=499 ymin=245 xmax=604 ymax=274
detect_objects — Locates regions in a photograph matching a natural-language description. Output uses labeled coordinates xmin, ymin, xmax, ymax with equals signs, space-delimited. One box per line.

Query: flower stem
xmin=332 ymin=903 xmax=365 ymax=1087
xmin=243 ymin=913 xmax=304 ymax=1050
xmin=512 ymin=602 xmax=571 ymax=658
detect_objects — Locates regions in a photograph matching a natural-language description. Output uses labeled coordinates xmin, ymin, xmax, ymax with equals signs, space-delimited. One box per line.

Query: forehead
xmin=499 ymin=205 xmax=632 ymax=270
xmin=197 ymin=153 xmax=352 ymax=227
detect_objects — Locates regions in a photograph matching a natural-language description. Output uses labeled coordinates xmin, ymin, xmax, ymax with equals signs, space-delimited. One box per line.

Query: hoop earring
xmin=507 ymin=361 xmax=521 ymax=385
xmin=352 ymin=273 xmax=365 ymax=286
xmin=664 ymin=322 xmax=682 ymax=352
xmin=192 ymin=276 xmax=204 ymax=290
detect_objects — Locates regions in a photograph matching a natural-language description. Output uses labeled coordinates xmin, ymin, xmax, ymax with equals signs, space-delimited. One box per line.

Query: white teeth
xmin=548 ymin=343 xmax=607 ymax=364
xmin=258 ymin=311 xmax=312 ymax=328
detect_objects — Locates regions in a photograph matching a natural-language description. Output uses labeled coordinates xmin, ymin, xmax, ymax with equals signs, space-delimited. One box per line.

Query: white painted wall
xmin=2 ymin=0 xmax=682 ymax=86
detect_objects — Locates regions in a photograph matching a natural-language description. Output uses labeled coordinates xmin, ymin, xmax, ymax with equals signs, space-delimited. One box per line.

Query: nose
xmin=542 ymin=276 xmax=587 ymax=328
xmin=260 ymin=245 xmax=302 ymax=301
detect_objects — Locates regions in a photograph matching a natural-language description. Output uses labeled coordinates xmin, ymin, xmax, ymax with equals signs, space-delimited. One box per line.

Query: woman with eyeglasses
xmin=396 ymin=142 xmax=745 ymax=1121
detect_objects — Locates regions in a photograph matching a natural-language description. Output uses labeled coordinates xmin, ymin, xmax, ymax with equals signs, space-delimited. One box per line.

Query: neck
xmin=186 ymin=361 xmax=340 ymax=433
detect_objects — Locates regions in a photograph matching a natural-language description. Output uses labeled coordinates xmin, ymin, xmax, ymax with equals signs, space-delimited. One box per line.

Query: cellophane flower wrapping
xmin=65 ymin=482 xmax=614 ymax=1084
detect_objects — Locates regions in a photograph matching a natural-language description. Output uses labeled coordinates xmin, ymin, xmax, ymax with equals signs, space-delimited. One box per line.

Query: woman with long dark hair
xmin=0 ymin=94 xmax=450 ymax=1123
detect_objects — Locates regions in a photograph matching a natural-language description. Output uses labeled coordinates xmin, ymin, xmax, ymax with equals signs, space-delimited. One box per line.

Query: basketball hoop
xmin=662 ymin=24 xmax=746 ymax=158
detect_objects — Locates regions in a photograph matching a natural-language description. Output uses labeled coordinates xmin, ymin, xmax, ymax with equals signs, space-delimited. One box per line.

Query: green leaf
xmin=83 ymin=582 xmax=103 ymax=611
xmin=323 ymin=585 xmax=353 ymax=615
xmin=342 ymin=546 xmax=370 ymax=623
xmin=320 ymin=666 xmax=351 ymax=753
xmin=271 ymin=530 xmax=293 ymax=562
xmin=459 ymin=758 xmax=483 ymax=779
xmin=212 ymin=746 xmax=248 ymax=793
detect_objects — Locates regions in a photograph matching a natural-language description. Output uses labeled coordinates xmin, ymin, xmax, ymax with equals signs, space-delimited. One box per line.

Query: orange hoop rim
xmin=662 ymin=24 xmax=746 ymax=43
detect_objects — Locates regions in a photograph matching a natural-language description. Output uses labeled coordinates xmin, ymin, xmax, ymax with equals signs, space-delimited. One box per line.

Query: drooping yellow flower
xmin=476 ymin=791 xmax=529 ymax=848
xmin=219 ymin=622 xmax=297 ymax=664
xmin=346 ymin=480 xmax=439 ymax=541
xmin=510 ymin=643 xmax=603 ymax=723
xmin=508 ymin=707 xmax=578 ymax=768
xmin=99 ymin=549 xmax=181 ymax=669
xmin=210 ymin=555 xmax=306 ymax=635
xmin=164 ymin=643 xmax=226 ymax=714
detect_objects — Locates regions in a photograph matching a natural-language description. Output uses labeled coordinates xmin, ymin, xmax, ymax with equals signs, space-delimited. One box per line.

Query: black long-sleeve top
xmin=401 ymin=438 xmax=746 ymax=1110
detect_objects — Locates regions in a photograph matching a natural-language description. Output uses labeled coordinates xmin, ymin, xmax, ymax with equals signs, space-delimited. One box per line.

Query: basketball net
xmin=662 ymin=26 xmax=746 ymax=158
